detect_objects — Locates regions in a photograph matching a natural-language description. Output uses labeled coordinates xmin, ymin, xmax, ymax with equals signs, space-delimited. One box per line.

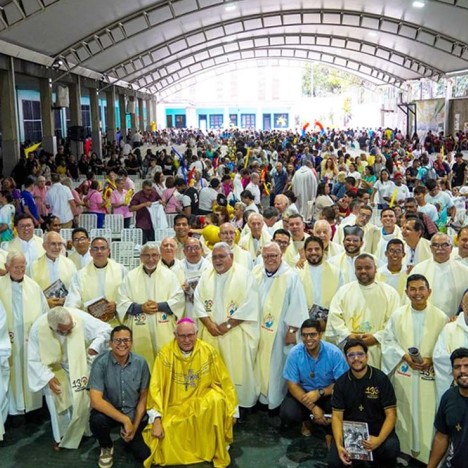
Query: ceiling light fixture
xmin=412 ymin=1 xmax=425 ymax=8
xmin=225 ymin=3 xmax=236 ymax=12
xmin=368 ymin=31 xmax=378 ymax=37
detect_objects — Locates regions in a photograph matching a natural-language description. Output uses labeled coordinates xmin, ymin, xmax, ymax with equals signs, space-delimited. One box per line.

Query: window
xmin=241 ymin=113 xmax=255 ymax=129
xmin=22 ymin=100 xmax=42 ymax=142
xmin=274 ymin=113 xmax=289 ymax=128
xmin=209 ymin=114 xmax=223 ymax=128
xmin=229 ymin=114 xmax=238 ymax=127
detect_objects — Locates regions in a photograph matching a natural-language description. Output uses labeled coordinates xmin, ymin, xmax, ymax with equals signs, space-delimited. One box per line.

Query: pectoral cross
xmin=184 ymin=369 xmax=197 ymax=390
xmin=358 ymin=404 xmax=364 ymax=412
xmin=456 ymin=423 xmax=462 ymax=432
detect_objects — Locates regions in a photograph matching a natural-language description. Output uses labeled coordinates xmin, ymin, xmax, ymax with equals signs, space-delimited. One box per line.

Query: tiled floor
xmin=1 ymin=407 xmax=424 ymax=467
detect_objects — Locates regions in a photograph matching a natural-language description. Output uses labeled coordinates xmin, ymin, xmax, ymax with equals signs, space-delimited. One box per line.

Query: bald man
xmin=219 ymin=223 xmax=253 ymax=270
xmin=239 ymin=213 xmax=272 ymax=262
xmin=313 ymin=220 xmax=344 ymax=259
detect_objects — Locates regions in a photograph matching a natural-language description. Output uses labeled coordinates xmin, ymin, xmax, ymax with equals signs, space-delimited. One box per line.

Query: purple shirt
xmin=129 ymin=189 xmax=160 ymax=230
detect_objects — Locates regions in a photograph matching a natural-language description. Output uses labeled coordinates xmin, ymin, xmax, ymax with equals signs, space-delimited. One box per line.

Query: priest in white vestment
xmin=382 ymin=274 xmax=447 ymax=464
xmin=30 ymin=231 xmax=77 ymax=308
xmin=401 ymin=217 xmax=432 ymax=268
xmin=0 ymin=251 xmax=49 ymax=416
xmin=297 ymin=236 xmax=342 ymax=328
xmin=117 ymin=243 xmax=185 ymax=368
xmin=325 ymin=253 xmax=400 ymax=368
xmin=0 ymin=303 xmax=11 ymax=441
xmin=193 ymin=242 xmax=260 ymax=408
xmin=412 ymin=233 xmax=468 ymax=317
xmin=283 ymin=214 xmax=309 ymax=267
xmin=158 ymin=237 xmax=185 ymax=284
xmin=219 ymin=223 xmax=252 ymax=270
xmin=253 ymin=243 xmax=308 ymax=409
xmin=450 ymin=225 xmax=468 ymax=267
xmin=7 ymin=214 xmax=45 ymax=268
xmin=291 ymin=162 xmax=318 ymax=220
xmin=328 ymin=225 xmax=364 ymax=284
xmin=68 ymin=228 xmax=92 ymax=270
xmin=239 ymin=213 xmax=271 ymax=262
xmin=433 ymin=290 xmax=468 ymax=402
xmin=377 ymin=238 xmax=408 ymax=303
xmin=28 ymin=307 xmax=111 ymax=449
xmin=312 ymin=220 xmax=343 ymax=260
xmin=65 ymin=237 xmax=127 ymax=327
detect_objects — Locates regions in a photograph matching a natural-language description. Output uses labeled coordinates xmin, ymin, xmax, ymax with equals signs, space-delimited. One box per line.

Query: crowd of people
xmin=1 ymin=124 xmax=468 ymax=468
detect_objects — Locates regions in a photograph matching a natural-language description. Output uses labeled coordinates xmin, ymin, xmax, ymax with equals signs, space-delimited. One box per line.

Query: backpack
xmin=421 ymin=165 xmax=437 ymax=183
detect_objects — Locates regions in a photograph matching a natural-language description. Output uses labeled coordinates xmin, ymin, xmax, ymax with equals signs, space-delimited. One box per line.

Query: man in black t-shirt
xmin=451 ymin=152 xmax=468 ymax=188
xmin=174 ymin=178 xmax=200 ymax=216
xmin=328 ymin=339 xmax=399 ymax=468
xmin=428 ymin=347 xmax=468 ymax=468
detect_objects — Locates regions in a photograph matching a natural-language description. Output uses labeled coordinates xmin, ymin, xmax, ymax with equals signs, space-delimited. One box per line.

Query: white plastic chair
xmin=90 ymin=228 xmax=112 ymax=246
xmin=121 ymin=228 xmax=143 ymax=250
xmin=154 ymin=228 xmax=175 ymax=242
xmin=110 ymin=241 xmax=135 ymax=267
xmin=79 ymin=213 xmax=98 ymax=232
xmin=34 ymin=228 xmax=43 ymax=238
xmin=59 ymin=228 xmax=74 ymax=243
xmin=166 ymin=213 xmax=177 ymax=228
xmin=104 ymin=214 xmax=124 ymax=240
xmin=127 ymin=257 xmax=141 ymax=270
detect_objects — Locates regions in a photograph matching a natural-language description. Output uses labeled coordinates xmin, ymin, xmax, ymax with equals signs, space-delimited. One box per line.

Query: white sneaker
xmin=98 ymin=446 xmax=114 ymax=468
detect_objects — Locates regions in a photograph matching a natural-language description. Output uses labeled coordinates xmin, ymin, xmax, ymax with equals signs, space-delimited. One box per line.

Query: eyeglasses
xmin=73 ymin=237 xmax=88 ymax=243
xmin=18 ymin=224 xmax=34 ymax=229
xmin=431 ymin=242 xmax=451 ymax=249
xmin=112 ymin=338 xmax=132 ymax=345
xmin=301 ymin=332 xmax=319 ymax=339
xmin=184 ymin=246 xmax=201 ymax=252
xmin=262 ymin=254 xmax=280 ymax=260
xmin=91 ymin=246 xmax=108 ymax=252
xmin=347 ymin=352 xmax=366 ymax=359
xmin=387 ymin=249 xmax=404 ymax=255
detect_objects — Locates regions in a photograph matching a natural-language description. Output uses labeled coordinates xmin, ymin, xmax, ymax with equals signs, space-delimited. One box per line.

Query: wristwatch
xmin=288 ymin=328 xmax=296 ymax=334
xmin=318 ymin=388 xmax=325 ymax=397
xmin=226 ymin=322 xmax=232 ymax=330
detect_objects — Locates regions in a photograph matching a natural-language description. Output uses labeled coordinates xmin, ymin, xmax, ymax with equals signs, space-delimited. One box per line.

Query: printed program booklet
xmin=343 ymin=421 xmax=373 ymax=461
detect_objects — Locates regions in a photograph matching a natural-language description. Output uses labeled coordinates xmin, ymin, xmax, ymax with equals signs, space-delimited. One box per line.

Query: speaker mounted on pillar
xmin=68 ymin=125 xmax=86 ymax=141
xmin=127 ymin=98 xmax=136 ymax=114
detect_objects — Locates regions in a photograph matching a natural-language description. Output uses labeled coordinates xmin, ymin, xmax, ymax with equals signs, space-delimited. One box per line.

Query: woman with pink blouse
xmin=32 ymin=176 xmax=49 ymax=218
xmin=110 ymin=177 xmax=132 ymax=228
xmin=84 ymin=180 xmax=106 ymax=228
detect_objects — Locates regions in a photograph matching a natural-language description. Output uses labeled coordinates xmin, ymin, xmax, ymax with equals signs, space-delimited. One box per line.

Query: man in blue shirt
xmin=270 ymin=161 xmax=288 ymax=205
xmin=21 ymin=176 xmax=40 ymax=225
xmin=280 ymin=318 xmax=348 ymax=444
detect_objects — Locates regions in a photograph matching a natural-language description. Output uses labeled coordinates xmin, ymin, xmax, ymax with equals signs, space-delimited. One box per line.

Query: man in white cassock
xmin=411 ymin=233 xmax=468 ymax=318
xmin=374 ymin=208 xmax=403 ymax=263
xmin=219 ymin=223 xmax=252 ymax=270
xmin=0 ymin=303 xmax=11 ymax=441
xmin=158 ymin=237 xmax=185 ymax=284
xmin=117 ymin=243 xmax=184 ymax=369
xmin=312 ymin=220 xmax=343 ymax=260
xmin=328 ymin=225 xmax=364 ymax=284
xmin=28 ymin=306 xmax=111 ymax=449
xmin=252 ymin=242 xmax=308 ymax=409
xmin=451 ymin=225 xmax=468 ymax=266
xmin=180 ymin=237 xmax=209 ymax=318
xmin=283 ymin=213 xmax=309 ymax=267
xmin=193 ymin=242 xmax=260 ymax=408
xmin=325 ymin=253 xmax=400 ymax=369
xmin=65 ymin=237 xmax=127 ymax=327
xmin=291 ymin=161 xmax=318 ymax=220
xmin=239 ymin=213 xmax=271 ymax=263
xmin=30 ymin=231 xmax=77 ymax=309
xmin=0 ymin=251 xmax=49 ymax=417
xmin=297 ymin=236 xmax=342 ymax=328
xmin=382 ymin=274 xmax=447 ymax=464
xmin=334 ymin=205 xmax=379 ymax=254
xmin=433 ymin=290 xmax=468 ymax=402
xmin=377 ymin=239 xmax=408 ymax=302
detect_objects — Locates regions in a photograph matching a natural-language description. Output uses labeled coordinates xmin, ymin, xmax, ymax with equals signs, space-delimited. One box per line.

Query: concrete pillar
xmin=118 ymin=93 xmax=127 ymax=140
xmin=444 ymin=79 xmax=453 ymax=136
xmin=39 ymin=77 xmax=57 ymax=155
xmin=69 ymin=76 xmax=83 ymax=156
xmin=150 ymin=97 xmax=157 ymax=129
xmin=138 ymin=97 xmax=145 ymax=131
xmin=224 ymin=106 xmax=230 ymax=129
xmin=0 ymin=57 xmax=20 ymax=177
xmin=90 ymin=88 xmax=102 ymax=158
xmin=105 ymin=86 xmax=117 ymax=144
xmin=129 ymin=97 xmax=136 ymax=133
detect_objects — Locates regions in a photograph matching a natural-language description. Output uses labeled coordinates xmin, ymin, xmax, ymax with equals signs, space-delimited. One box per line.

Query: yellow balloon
xmin=202 ymin=225 xmax=220 ymax=249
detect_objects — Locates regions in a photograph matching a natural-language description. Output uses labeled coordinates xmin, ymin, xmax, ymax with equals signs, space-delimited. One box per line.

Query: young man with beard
xmin=329 ymin=339 xmax=399 ymax=467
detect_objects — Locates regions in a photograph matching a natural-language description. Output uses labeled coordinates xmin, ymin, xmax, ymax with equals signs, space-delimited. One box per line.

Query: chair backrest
xmin=126 ymin=257 xmax=141 ymax=270
xmin=59 ymin=228 xmax=74 ymax=242
xmin=166 ymin=213 xmax=177 ymax=228
xmin=121 ymin=228 xmax=143 ymax=247
xmin=90 ymin=228 xmax=112 ymax=245
xmin=154 ymin=228 xmax=175 ymax=242
xmin=79 ymin=213 xmax=98 ymax=232
xmin=104 ymin=214 xmax=124 ymax=239
xmin=34 ymin=228 xmax=43 ymax=238
xmin=110 ymin=241 xmax=135 ymax=267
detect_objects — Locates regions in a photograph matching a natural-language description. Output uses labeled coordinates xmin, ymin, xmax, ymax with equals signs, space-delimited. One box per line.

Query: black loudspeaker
xmin=68 ymin=125 xmax=86 ymax=141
